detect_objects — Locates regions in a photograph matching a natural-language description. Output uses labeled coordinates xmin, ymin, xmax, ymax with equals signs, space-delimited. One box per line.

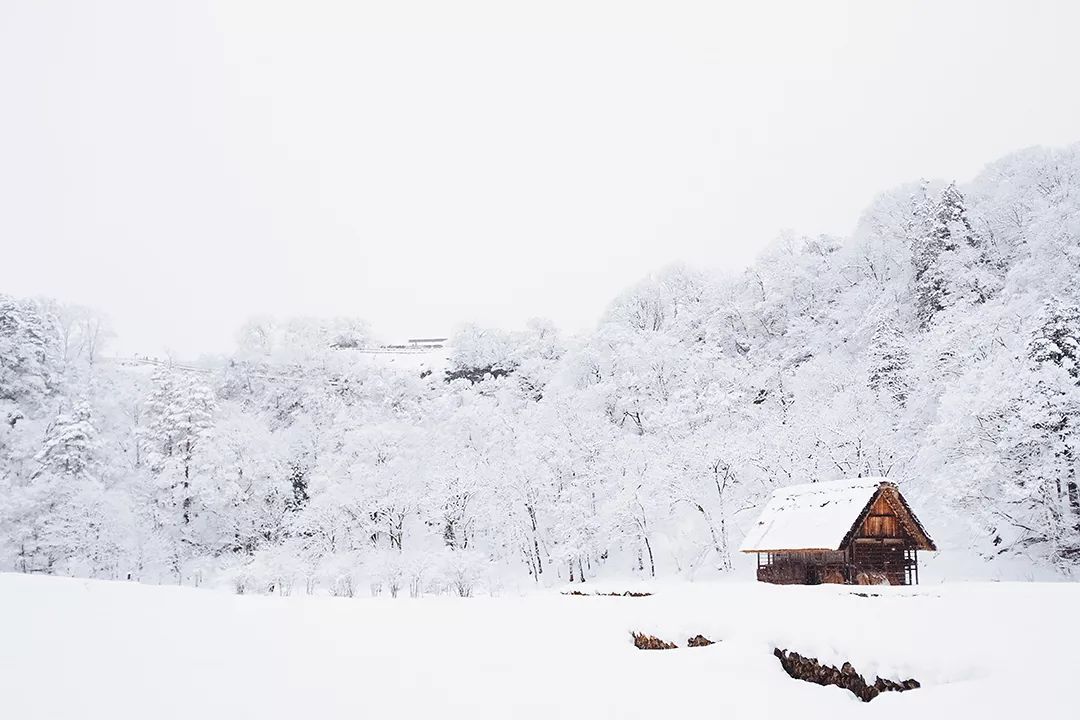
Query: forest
xmin=2 ymin=143 xmax=1079 ymax=595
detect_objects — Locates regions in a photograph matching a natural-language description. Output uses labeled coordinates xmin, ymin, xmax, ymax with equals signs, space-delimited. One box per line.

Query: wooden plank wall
xmin=851 ymin=540 xmax=908 ymax=585
xmin=856 ymin=494 xmax=905 ymax=539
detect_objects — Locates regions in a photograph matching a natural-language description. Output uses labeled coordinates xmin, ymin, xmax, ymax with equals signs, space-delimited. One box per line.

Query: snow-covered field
xmin=2 ymin=574 xmax=1075 ymax=719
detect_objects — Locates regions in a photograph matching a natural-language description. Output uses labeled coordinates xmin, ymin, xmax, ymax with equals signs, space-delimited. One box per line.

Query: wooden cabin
xmin=739 ymin=478 xmax=935 ymax=585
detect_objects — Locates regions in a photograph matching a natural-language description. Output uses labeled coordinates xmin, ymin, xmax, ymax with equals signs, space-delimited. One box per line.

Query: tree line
xmin=2 ymin=144 xmax=1079 ymax=594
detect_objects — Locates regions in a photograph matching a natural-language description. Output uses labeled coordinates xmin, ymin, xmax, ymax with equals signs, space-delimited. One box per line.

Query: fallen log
xmin=773 ymin=648 xmax=920 ymax=702
xmin=631 ymin=632 xmax=678 ymax=650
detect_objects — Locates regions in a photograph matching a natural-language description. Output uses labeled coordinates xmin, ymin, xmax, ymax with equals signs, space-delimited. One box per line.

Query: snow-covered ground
xmin=1 ymin=574 xmax=1075 ymax=719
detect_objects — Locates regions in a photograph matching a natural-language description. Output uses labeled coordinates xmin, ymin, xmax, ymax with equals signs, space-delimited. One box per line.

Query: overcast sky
xmin=2 ymin=1 xmax=1079 ymax=357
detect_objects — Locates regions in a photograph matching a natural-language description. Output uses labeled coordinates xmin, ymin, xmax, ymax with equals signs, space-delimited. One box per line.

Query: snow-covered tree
xmin=1029 ymin=300 xmax=1080 ymax=380
xmin=34 ymin=402 xmax=99 ymax=479
xmin=5 ymin=141 xmax=1080 ymax=587
xmin=867 ymin=318 xmax=911 ymax=405
xmin=0 ymin=294 xmax=61 ymax=417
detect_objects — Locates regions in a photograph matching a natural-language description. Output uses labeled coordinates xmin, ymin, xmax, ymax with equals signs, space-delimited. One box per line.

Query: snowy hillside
xmin=2 ymin=573 xmax=1076 ymax=719
xmin=3 ymin=143 xmax=1080 ymax=591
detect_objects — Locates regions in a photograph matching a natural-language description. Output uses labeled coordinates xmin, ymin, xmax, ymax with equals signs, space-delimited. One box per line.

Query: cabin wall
xmin=756 ymin=546 xmax=913 ymax=586
xmin=855 ymin=494 xmax=906 ymax=540
xmin=850 ymin=540 xmax=908 ymax=585
xmin=756 ymin=550 xmax=849 ymax=585
xmin=847 ymin=493 xmax=915 ymax=584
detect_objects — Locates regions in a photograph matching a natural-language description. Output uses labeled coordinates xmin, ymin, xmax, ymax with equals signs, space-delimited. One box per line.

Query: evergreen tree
xmin=867 ymin=319 xmax=910 ymax=405
xmin=910 ymin=182 xmax=977 ymax=327
xmin=17 ymin=402 xmax=104 ymax=573
xmin=1029 ymin=300 xmax=1080 ymax=381
xmin=0 ymin=295 xmax=61 ymax=417
xmin=139 ymin=370 xmax=216 ymax=525
xmin=33 ymin=402 xmax=99 ymax=479
xmin=908 ymin=181 xmax=943 ymax=328
xmin=932 ymin=182 xmax=974 ymax=249
xmin=1001 ymin=365 xmax=1080 ymax=562
xmin=1024 ymin=302 xmax=1080 ymax=550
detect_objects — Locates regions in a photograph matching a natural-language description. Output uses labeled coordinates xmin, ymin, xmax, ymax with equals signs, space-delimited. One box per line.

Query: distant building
xmin=407 ymin=337 xmax=448 ymax=349
xmin=740 ymin=478 xmax=936 ymax=585
xmin=378 ymin=337 xmax=449 ymax=351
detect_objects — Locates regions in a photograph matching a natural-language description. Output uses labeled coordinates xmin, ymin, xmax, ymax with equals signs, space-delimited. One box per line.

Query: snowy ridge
xmin=739 ymin=478 xmax=885 ymax=552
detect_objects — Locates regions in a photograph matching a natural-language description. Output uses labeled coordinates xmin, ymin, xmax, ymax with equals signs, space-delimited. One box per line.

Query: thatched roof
xmin=739 ymin=478 xmax=936 ymax=553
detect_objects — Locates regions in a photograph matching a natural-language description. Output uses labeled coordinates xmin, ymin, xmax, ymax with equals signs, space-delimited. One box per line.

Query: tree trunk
xmin=695 ymin=503 xmax=727 ymax=565
xmin=1067 ymin=480 xmax=1080 ymax=531
xmin=182 ymin=454 xmax=191 ymax=525
xmin=718 ymin=513 xmax=732 ymax=571
xmin=527 ymin=504 xmax=543 ymax=575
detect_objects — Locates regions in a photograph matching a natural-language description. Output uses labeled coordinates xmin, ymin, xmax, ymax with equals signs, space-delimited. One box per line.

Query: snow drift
xmin=1 ymin=573 xmax=1076 ymax=719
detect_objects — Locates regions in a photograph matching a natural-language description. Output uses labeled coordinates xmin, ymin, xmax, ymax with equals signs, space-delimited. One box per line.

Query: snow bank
xmin=0 ymin=573 xmax=1074 ymax=719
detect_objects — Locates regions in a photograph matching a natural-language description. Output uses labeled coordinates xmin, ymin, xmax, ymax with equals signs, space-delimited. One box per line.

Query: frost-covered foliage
xmin=2 ymin=143 xmax=1080 ymax=591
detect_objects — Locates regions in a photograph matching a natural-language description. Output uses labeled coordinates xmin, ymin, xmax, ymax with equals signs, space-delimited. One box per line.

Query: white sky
xmin=2 ymin=1 xmax=1079 ymax=357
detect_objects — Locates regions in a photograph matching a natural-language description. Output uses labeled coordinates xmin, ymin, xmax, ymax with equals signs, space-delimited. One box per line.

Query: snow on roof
xmin=739 ymin=478 xmax=886 ymax=553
